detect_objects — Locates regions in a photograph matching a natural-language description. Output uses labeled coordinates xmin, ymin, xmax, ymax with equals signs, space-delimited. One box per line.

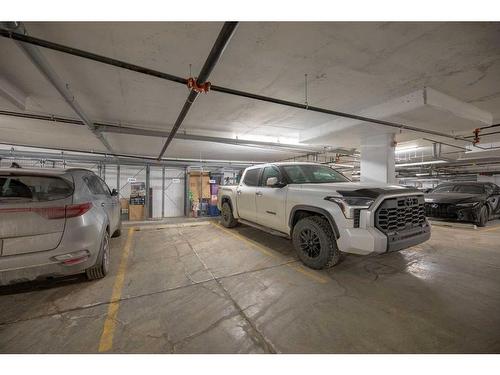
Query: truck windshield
xmin=283 ymin=165 xmax=350 ymax=184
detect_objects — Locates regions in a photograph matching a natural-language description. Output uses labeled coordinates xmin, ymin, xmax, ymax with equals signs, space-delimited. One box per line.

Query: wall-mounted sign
xmin=209 ymin=179 xmax=216 ymax=184
xmin=127 ymin=177 xmax=137 ymax=183
xmin=172 ymin=178 xmax=181 ymax=184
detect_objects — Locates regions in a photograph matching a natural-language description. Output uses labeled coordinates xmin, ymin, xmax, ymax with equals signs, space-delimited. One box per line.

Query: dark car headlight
xmin=455 ymin=202 xmax=479 ymax=208
xmin=325 ymin=196 xmax=375 ymax=218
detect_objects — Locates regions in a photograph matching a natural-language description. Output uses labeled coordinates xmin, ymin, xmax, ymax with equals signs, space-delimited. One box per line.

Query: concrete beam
xmin=0 ymin=76 xmax=27 ymax=110
xmin=300 ymin=87 xmax=493 ymax=144
xmin=301 ymin=90 xmax=424 ymax=143
xmin=425 ymin=87 xmax=493 ymax=126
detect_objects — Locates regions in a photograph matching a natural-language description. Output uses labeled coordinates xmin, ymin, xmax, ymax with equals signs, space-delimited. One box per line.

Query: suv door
xmin=83 ymin=174 xmax=117 ymax=231
xmin=96 ymin=176 xmax=120 ymax=232
xmin=254 ymin=166 xmax=288 ymax=232
xmin=235 ymin=168 xmax=261 ymax=222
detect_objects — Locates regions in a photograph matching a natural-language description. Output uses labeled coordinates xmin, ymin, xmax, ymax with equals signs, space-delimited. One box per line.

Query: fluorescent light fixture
xmin=396 ymin=160 xmax=447 ymax=167
xmin=329 ymin=163 xmax=355 ymax=168
xmin=395 ymin=146 xmax=421 ymax=154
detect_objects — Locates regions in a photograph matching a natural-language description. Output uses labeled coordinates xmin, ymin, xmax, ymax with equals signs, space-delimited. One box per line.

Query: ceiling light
xmin=329 ymin=163 xmax=355 ymax=168
xmin=396 ymin=160 xmax=447 ymax=167
xmin=395 ymin=146 xmax=421 ymax=154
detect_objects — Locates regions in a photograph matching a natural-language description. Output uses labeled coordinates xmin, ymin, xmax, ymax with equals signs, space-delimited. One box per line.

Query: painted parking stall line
xmin=98 ymin=227 xmax=135 ymax=352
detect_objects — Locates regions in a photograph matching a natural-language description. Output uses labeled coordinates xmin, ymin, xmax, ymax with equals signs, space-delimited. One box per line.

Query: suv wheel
xmin=86 ymin=229 xmax=110 ymax=280
xmin=220 ymin=201 xmax=238 ymax=228
xmin=476 ymin=205 xmax=489 ymax=227
xmin=292 ymin=216 xmax=341 ymax=269
xmin=112 ymin=217 xmax=122 ymax=238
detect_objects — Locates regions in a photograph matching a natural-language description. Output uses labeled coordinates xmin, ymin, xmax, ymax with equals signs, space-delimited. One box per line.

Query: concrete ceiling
xmin=1 ymin=22 xmax=499 ymax=162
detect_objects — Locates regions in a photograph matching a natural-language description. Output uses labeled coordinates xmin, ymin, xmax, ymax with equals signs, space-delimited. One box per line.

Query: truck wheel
xmin=476 ymin=205 xmax=488 ymax=227
xmin=292 ymin=216 xmax=341 ymax=269
xmin=220 ymin=202 xmax=238 ymax=228
xmin=86 ymin=229 xmax=110 ymax=280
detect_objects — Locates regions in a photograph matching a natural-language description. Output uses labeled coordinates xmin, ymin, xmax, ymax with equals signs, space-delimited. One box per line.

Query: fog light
xmin=53 ymin=250 xmax=90 ymax=265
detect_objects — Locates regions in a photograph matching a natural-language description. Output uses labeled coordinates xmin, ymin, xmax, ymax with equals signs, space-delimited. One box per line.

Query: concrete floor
xmin=1 ymin=219 xmax=499 ymax=353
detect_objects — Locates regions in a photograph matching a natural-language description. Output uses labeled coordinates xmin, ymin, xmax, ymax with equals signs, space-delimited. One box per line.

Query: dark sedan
xmin=424 ymin=182 xmax=500 ymax=226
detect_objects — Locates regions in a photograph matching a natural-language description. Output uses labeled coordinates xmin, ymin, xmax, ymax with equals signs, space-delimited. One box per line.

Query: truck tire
xmin=220 ymin=201 xmax=238 ymax=228
xmin=292 ymin=216 xmax=341 ymax=269
xmin=476 ymin=205 xmax=488 ymax=227
xmin=86 ymin=229 xmax=110 ymax=280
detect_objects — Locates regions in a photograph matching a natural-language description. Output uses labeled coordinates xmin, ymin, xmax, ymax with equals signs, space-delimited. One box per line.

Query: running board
xmin=238 ymin=219 xmax=290 ymax=239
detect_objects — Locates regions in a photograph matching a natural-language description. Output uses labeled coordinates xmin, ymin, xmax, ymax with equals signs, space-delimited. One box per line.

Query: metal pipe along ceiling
xmin=0 ymin=27 xmax=473 ymax=147
xmin=157 ymin=21 xmax=239 ymax=159
xmin=0 ymin=23 xmax=117 ymax=157
xmin=0 ymin=109 xmax=332 ymax=153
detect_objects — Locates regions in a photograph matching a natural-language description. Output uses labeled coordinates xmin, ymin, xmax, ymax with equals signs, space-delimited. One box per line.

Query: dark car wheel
xmin=86 ymin=229 xmax=110 ymax=280
xmin=292 ymin=216 xmax=341 ymax=269
xmin=112 ymin=217 xmax=122 ymax=238
xmin=476 ymin=205 xmax=489 ymax=227
xmin=220 ymin=202 xmax=238 ymax=228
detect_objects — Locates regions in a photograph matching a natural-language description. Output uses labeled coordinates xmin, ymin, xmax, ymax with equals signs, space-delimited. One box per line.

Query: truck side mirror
xmin=266 ymin=177 xmax=278 ymax=186
xmin=111 ymin=188 xmax=119 ymax=196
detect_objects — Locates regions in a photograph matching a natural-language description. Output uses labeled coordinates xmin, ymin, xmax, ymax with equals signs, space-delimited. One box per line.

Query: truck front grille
xmin=353 ymin=209 xmax=360 ymax=228
xmin=375 ymin=195 xmax=426 ymax=234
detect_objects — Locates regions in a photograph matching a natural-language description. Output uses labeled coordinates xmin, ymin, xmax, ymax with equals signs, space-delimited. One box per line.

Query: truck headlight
xmin=325 ymin=196 xmax=375 ymax=218
xmin=455 ymin=202 xmax=479 ymax=208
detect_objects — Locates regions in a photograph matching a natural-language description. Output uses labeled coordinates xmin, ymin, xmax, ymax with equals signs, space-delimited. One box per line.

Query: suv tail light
xmin=64 ymin=202 xmax=93 ymax=218
xmin=0 ymin=202 xmax=92 ymax=219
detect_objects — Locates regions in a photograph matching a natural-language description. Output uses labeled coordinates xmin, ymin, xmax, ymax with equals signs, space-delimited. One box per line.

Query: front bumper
xmin=425 ymin=203 xmax=480 ymax=222
xmin=336 ymin=222 xmax=430 ymax=255
xmin=336 ymin=193 xmax=431 ymax=255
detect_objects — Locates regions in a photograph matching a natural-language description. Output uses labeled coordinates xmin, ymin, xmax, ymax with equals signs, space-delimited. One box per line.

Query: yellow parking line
xmin=212 ymin=222 xmax=330 ymax=284
xmin=286 ymin=263 xmax=329 ymax=284
xmin=98 ymin=227 xmax=135 ymax=352
xmin=212 ymin=222 xmax=278 ymax=258
xmin=480 ymin=226 xmax=500 ymax=232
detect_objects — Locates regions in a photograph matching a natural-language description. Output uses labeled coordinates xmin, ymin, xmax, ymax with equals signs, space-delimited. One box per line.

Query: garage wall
xmin=0 ymin=159 xmax=186 ymax=219
xmin=150 ymin=167 xmax=185 ymax=218
xmin=477 ymin=175 xmax=500 ymax=185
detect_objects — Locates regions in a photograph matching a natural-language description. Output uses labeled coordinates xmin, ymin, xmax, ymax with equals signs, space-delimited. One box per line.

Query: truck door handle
xmin=236 ymin=190 xmax=242 ymax=195
xmin=256 ymin=191 xmax=263 ymax=196
xmin=101 ymin=202 xmax=106 ymax=207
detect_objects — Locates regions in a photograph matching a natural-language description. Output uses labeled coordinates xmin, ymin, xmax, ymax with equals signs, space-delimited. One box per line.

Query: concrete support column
xmin=116 ymin=164 xmax=120 ymax=196
xmin=161 ymin=166 xmax=165 ymax=218
xmin=360 ymin=133 xmax=396 ymax=184
xmin=184 ymin=167 xmax=190 ymax=217
xmin=145 ymin=164 xmax=151 ymax=220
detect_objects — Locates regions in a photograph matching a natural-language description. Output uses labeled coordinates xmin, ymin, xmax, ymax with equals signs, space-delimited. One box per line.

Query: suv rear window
xmin=0 ymin=175 xmax=73 ymax=202
xmin=83 ymin=175 xmax=109 ymax=195
xmin=243 ymin=168 xmax=260 ymax=186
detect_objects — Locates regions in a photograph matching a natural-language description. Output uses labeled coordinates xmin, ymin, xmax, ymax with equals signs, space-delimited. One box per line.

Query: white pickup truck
xmin=217 ymin=162 xmax=430 ymax=269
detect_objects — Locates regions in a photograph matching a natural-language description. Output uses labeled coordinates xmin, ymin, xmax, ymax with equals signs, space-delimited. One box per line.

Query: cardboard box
xmin=188 ymin=172 xmax=211 ymax=201
xmin=129 ymin=204 xmax=145 ymax=221
xmin=120 ymin=198 xmax=129 ymax=210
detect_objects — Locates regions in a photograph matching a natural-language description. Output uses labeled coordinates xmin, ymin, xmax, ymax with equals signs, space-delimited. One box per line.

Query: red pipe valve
xmin=187 ymin=77 xmax=211 ymax=94
xmin=473 ymin=128 xmax=481 ymax=145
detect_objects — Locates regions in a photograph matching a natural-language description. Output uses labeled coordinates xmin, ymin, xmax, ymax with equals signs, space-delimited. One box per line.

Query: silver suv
xmin=0 ymin=168 xmax=121 ymax=285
